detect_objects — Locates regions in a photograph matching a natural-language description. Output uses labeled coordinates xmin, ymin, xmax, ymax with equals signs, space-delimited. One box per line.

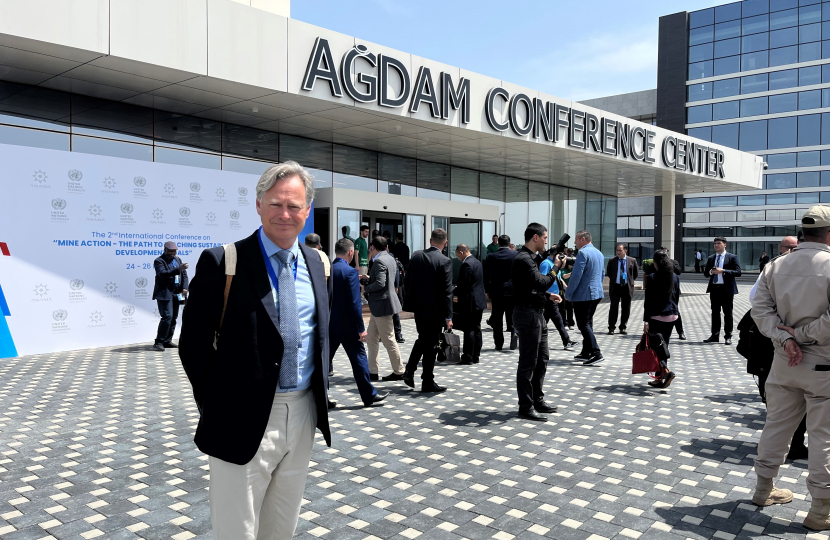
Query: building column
xmin=661 ymin=186 xmax=676 ymax=258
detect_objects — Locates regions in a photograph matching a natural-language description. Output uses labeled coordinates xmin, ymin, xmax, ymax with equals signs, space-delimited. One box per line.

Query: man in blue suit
xmin=703 ymin=236 xmax=742 ymax=344
xmin=565 ymin=230 xmax=605 ymax=365
xmin=330 ymin=238 xmax=387 ymax=406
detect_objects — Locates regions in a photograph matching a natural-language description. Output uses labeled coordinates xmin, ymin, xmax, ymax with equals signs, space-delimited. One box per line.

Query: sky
xmin=293 ymin=0 xmax=727 ymax=102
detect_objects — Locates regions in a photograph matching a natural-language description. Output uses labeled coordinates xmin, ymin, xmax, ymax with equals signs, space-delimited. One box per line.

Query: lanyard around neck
xmin=257 ymin=227 xmax=298 ymax=294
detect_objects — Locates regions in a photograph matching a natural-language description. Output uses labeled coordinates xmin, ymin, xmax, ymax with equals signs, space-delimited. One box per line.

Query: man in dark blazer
xmin=152 ymin=241 xmax=189 ymax=351
xmin=703 ymin=236 xmax=742 ymax=344
xmin=179 ymin=163 xmax=332 ymax=539
xmin=454 ymin=244 xmax=487 ymax=365
xmin=606 ymin=244 xmax=638 ymax=335
xmin=483 ymin=234 xmax=518 ymax=350
xmin=403 ymin=228 xmax=453 ymax=392
xmin=391 ymin=232 xmax=410 ymax=270
xmin=330 ymin=238 xmax=387 ymax=406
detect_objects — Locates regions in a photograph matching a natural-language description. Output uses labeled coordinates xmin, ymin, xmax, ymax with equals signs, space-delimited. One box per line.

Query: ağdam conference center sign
xmin=302 ymin=37 xmax=726 ymax=179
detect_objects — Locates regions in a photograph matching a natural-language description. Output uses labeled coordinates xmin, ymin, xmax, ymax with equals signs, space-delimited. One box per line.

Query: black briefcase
xmin=437 ymin=330 xmax=462 ymax=363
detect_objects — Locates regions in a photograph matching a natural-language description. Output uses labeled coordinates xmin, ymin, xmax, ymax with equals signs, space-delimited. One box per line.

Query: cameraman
xmin=559 ymin=248 xmax=576 ymax=329
xmin=540 ymin=247 xmax=578 ymax=351
xmin=751 ymin=207 xmax=830 ymax=528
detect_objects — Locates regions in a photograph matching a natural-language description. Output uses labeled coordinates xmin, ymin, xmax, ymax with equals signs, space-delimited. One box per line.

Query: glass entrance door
xmin=449 ymin=218 xmax=481 ymax=282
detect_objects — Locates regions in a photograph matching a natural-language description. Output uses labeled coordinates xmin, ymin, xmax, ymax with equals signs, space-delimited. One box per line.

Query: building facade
xmin=0 ymin=0 xmax=761 ymax=356
xmin=658 ymin=0 xmax=830 ymax=271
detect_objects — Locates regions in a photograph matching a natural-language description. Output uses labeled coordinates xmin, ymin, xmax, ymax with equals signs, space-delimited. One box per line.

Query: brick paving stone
xmin=0 ymin=282 xmax=821 ymax=539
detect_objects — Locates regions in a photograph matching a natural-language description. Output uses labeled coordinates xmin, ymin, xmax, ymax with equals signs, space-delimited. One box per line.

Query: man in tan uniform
xmin=751 ymin=205 xmax=830 ymax=530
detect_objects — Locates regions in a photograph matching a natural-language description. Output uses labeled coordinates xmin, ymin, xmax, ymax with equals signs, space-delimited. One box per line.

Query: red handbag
xmin=632 ymin=331 xmax=661 ymax=376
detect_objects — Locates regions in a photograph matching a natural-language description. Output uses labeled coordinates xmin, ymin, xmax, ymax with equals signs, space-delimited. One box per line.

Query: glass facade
xmin=0 ymin=80 xmax=617 ymax=260
xmin=684 ymin=0 xmax=830 ymax=270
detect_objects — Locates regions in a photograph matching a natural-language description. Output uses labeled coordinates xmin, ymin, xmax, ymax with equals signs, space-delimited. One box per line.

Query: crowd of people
xmin=162 ymin=160 xmax=830 ymax=537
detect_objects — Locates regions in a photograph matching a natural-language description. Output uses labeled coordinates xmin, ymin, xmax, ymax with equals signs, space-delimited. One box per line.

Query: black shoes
xmin=371 ymin=391 xmax=389 ymax=404
xmin=494 ymin=344 xmax=503 ymax=351
xmin=724 ymin=336 xmax=733 ymax=345
xmin=563 ymin=341 xmax=578 ymax=351
xmin=574 ymin=353 xmax=592 ymax=361
xmin=328 ymin=400 xmax=337 ymax=409
xmin=421 ymin=382 xmax=447 ymax=393
xmin=678 ymin=333 xmax=687 ymax=340
xmin=534 ymin=401 xmax=558 ymax=413
xmin=460 ymin=355 xmax=479 ymax=365
xmin=518 ymin=408 xmax=547 ymax=421
xmin=509 ymin=333 xmax=518 ymax=350
xmin=396 ymin=335 xmax=406 ymax=343
xmin=583 ymin=353 xmax=604 ymax=366
xmin=787 ymin=445 xmax=808 ymax=461
xmin=703 ymin=335 xmax=720 ymax=343
xmin=402 ymin=372 xmax=415 ymax=388
xmin=163 ymin=341 xmax=178 ymax=348
xmin=619 ymin=329 xmax=627 ymax=335
xmin=152 ymin=343 xmax=164 ymax=352
xmin=370 ymin=373 xmax=379 ymax=381
xmin=608 ymin=328 xmax=615 ymax=335
xmin=381 ymin=373 xmax=404 ymax=381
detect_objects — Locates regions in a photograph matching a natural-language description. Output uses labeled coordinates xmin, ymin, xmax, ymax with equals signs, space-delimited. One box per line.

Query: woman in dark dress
xmin=643 ymin=250 xmax=680 ymax=389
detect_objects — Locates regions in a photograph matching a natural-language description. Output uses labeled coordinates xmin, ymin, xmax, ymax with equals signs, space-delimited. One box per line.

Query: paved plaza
xmin=0 ymin=281 xmax=822 ymax=540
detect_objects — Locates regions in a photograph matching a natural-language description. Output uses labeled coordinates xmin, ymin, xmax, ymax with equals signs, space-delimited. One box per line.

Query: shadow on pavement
xmin=437 ymin=410 xmax=511 ymax=427
xmin=653 ymin=499 xmax=795 ymax=538
xmin=110 ymin=345 xmax=158 ymax=353
xmin=592 ymin=384 xmax=666 ymax=397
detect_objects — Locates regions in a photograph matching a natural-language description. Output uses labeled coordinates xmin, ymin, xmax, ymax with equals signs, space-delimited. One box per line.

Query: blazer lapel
xmin=240 ymin=232 xmax=280 ymax=331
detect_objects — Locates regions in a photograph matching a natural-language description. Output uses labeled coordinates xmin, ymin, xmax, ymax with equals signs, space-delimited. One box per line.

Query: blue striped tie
xmin=275 ymin=250 xmax=299 ymax=389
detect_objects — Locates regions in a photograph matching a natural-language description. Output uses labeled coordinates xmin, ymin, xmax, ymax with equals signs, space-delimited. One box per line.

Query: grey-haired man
xmin=180 ymin=161 xmax=332 ymax=540
xmin=152 ymin=241 xmax=188 ymax=351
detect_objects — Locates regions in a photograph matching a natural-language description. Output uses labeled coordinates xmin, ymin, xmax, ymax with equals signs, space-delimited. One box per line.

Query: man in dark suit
xmin=403 ymin=228 xmax=453 ymax=392
xmin=703 ymin=236 xmax=742 ymax=344
xmin=391 ymin=233 xmax=410 ymax=270
xmin=483 ymin=234 xmax=518 ymax=350
xmin=152 ymin=241 xmax=189 ymax=351
xmin=454 ymin=244 xmax=487 ymax=365
xmin=606 ymin=244 xmax=638 ymax=335
xmin=330 ymin=238 xmax=387 ymax=406
xmin=178 ymin=162 xmax=332 ymax=539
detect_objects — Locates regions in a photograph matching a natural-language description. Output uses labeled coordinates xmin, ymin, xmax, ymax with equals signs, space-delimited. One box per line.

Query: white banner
xmin=0 ymin=144 xmax=267 ymax=357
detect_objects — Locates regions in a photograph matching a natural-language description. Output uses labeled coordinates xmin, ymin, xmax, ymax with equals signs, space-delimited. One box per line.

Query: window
xmin=0 ymin=124 xmax=68 ymax=151
xmin=450 ymin=168 xmax=479 ymax=203
xmin=714 ymin=78 xmax=741 ymax=97
xmin=800 ymin=22 xmax=822 ymax=43
xmin=744 ymin=0 xmax=769 ymax=18
xmin=823 ymin=150 xmax=830 ymax=165
xmin=690 ymin=8 xmax=715 ymax=28
xmin=713 ymin=100 xmax=740 ymax=120
xmin=690 ymin=43 xmax=715 ymax=63
xmin=417 ymin=160 xmax=451 ymax=200
xmin=800 ymin=3 xmax=822 ymax=25
xmin=765 ymin=173 xmax=796 ymax=188
xmin=154 ymin=112 xmax=221 ymax=152
xmin=688 ymin=104 xmax=713 ymax=123
xmin=742 ymin=51 xmax=769 ymax=70
xmin=770 ymin=26 xmax=798 ymax=48
xmin=767 ymin=152 xmax=796 ymax=168
xmin=822 ymin=192 xmax=830 ymax=202
xmin=770 ymin=45 xmax=799 ymax=65
xmin=280 ymin=134 xmax=332 ymax=171
xmin=769 ymin=93 xmax=798 ymax=113
xmin=744 ymin=13 xmax=770 ymax=35
xmin=72 ymin=135 xmax=152 ymax=161
xmin=685 ymin=197 xmax=711 ymax=208
xmin=770 ymin=8 xmax=798 ymax=31
xmin=223 ymin=124 xmax=278 ymax=163
xmin=688 ymin=126 xmax=712 ymax=141
xmin=768 ymin=116 xmax=797 ymax=148
xmin=689 ymin=83 xmax=713 ymax=102
xmin=798 ymin=192 xmax=821 ymax=203
xmin=823 ymin=112 xmax=830 ymax=144
xmin=711 ymin=196 xmax=738 ymax=207
xmin=800 ymin=65 xmax=822 ymax=86
xmin=741 ymin=96 xmax=768 ymax=116
xmin=742 ymin=32 xmax=770 ymax=52
xmin=717 ymin=38 xmax=741 ymax=57
xmin=740 ymin=119 xmax=768 ymax=150
xmin=741 ymin=73 xmax=768 ymax=94
xmin=686 ymin=212 xmax=710 ymax=223
xmin=691 ymin=25 xmax=715 ymax=45
xmin=710 ymin=211 xmax=738 ymax=221
xmin=717 ymin=56 xmax=742 ymax=75
xmin=800 ymin=89 xmax=821 ymax=109
xmin=154 ymin=147 xmax=221 ymax=170
xmin=716 ymin=2 xmax=741 ymax=23
xmin=767 ymin=192 xmax=796 ymax=204
xmin=689 ymin=61 xmax=714 ymax=80
xmin=798 ymin=114 xmax=821 ymax=146
xmin=798 ymin=151 xmax=821 ymax=166
xmin=739 ymin=194 xmax=766 ymax=205
xmin=800 ymin=41 xmax=821 ymax=61
xmin=333 ymin=144 xmax=378 ymax=180
xmin=769 ymin=68 xmax=798 ymax=90
xmin=713 ymin=123 xmax=740 ymax=148
xmin=716 ymin=19 xmax=743 ymax=40
xmin=378 ymin=153 xmax=417 ymax=196
xmin=797 ymin=171 xmax=820 ymax=186
xmin=823 ymin=170 xmax=830 ymax=185
xmin=738 ymin=210 xmax=767 ymax=220
xmin=767 ymin=209 xmax=796 ymax=220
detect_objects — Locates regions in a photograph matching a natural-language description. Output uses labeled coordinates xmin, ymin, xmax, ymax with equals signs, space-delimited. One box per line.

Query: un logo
xmin=238 ymin=187 xmax=248 ymax=196
xmin=51 ymin=198 xmax=67 ymax=210
xmin=230 ymin=210 xmax=240 ymax=220
xmin=69 ymin=279 xmax=84 ymax=291
xmin=134 ymin=176 xmax=147 ymax=187
xmin=52 ymin=309 xmax=68 ymax=321
xmin=190 ymin=182 xmax=201 ymax=192
xmin=180 ymin=207 xmax=191 ymax=217
xmin=135 ymin=277 xmax=148 ymax=288
xmin=122 ymin=305 xmax=136 ymax=317
xmin=120 ymin=203 xmax=134 ymax=214
xmin=68 ymin=170 xmax=83 ymax=181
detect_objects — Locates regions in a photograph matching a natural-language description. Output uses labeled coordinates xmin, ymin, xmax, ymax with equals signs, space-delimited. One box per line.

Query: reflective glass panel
xmin=450 ymin=168 xmax=479 ymax=203
xmin=713 ymin=100 xmax=740 ymax=120
xmin=742 ymin=51 xmax=769 ymax=70
xmin=797 ymin=150 xmax=821 ymax=165
xmin=689 ymin=83 xmax=713 ymax=101
xmin=690 ymin=25 xmax=715 ymax=45
xmin=739 ymin=194 xmax=767 ymax=205
xmin=797 ymin=171 xmax=821 ymax=186
xmin=714 ymin=78 xmax=741 ymax=97
xmin=222 ymin=157 xmax=275 ymax=176
xmin=711 ymin=196 xmax=738 ymax=206
xmin=741 ymin=73 xmax=768 ymax=93
xmin=154 ymin=147 xmax=221 ymax=170
xmin=801 ymin=3 xmax=822 ymax=24
xmin=223 ymin=124 xmax=278 ymax=162
xmin=70 ymin=95 xmax=152 ymax=139
xmin=770 ymin=8 xmax=798 ymax=29
xmin=689 ymin=61 xmax=714 ymax=79
xmin=767 ymin=192 xmax=796 ymax=203
xmin=741 ymin=96 xmax=768 ymax=116
xmin=800 ymin=41 xmax=821 ymax=60
xmin=769 ymin=92 xmax=798 ymax=112
xmin=744 ymin=0 xmax=770 ymax=17
xmin=766 ymin=173 xmax=797 ymax=188
xmin=823 ymin=113 xmax=830 ymax=143
xmin=768 ymin=116 xmax=797 ymax=148
xmin=800 ymin=65 xmax=821 ymax=85
xmin=770 ymin=26 xmax=799 ymax=47
xmin=742 ymin=32 xmax=770 ymax=52
xmin=798 ymin=114 xmax=821 ymax=146
xmin=690 ymin=8 xmax=715 ymax=28
xmin=770 ymin=0 xmax=797 ymax=10
xmin=744 ymin=13 xmax=770 ymax=34
xmin=716 ymin=56 xmax=743 ymax=74
xmin=71 ymin=135 xmax=152 ymax=161
xmin=740 ymin=119 xmax=768 ymax=150
xmin=716 ymin=2 xmax=742 ymax=22
xmin=801 ymin=22 xmax=822 ymax=43
xmin=712 ymin=123 xmax=740 ymax=148
xmin=688 ymin=104 xmax=713 ymax=123
xmin=717 ymin=38 xmax=741 ymax=57
xmin=690 ymin=43 xmax=715 ymax=62
xmin=716 ymin=18 xmax=743 ymax=40
xmin=688 ymin=126 xmax=712 ymax=141
xmin=685 ymin=198 xmax=711 ymax=208
xmin=279 ymin=134 xmax=332 ymax=170
xmin=154 ymin=111 xmax=221 ymax=152
xmin=416 ymin=161 xmax=450 ymax=200
xmin=797 ymin=191 xmax=820 ymax=202
xmin=766 ymin=152 xmax=797 ymax=167
xmin=770 ymin=44 xmax=799 ymax=64
xmin=0 ymin=124 xmax=68 ymax=151
xmin=378 ymin=153 xmax=417 ymax=196
xmin=800 ymin=89 xmax=821 ymax=109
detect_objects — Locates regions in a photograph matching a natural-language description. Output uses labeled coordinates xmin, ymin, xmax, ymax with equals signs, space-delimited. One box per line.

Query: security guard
xmin=751 ymin=205 xmax=830 ymax=530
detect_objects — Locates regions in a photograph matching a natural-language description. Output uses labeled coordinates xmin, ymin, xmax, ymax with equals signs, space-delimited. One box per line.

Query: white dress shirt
xmin=713 ymin=252 xmax=726 ymax=285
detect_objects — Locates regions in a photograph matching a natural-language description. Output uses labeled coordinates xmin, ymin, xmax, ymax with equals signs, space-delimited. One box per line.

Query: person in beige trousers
xmin=360 ymin=235 xmax=405 ymax=380
xmin=751 ymin=205 xmax=830 ymax=531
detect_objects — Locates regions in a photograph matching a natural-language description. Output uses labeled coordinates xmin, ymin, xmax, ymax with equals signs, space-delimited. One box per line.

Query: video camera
xmin=552 ymin=233 xmax=576 ymax=265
